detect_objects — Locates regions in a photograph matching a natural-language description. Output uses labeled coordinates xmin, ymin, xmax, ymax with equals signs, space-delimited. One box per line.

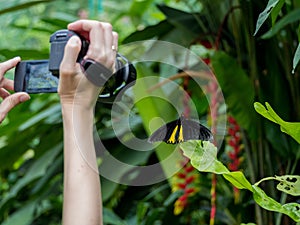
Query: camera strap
xmin=81 ymin=59 xmax=112 ymax=87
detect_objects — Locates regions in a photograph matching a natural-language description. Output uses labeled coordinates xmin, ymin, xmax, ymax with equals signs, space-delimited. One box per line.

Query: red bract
xmin=177 ymin=183 xmax=186 ymax=189
xmin=226 ymin=115 xmax=243 ymax=204
xmin=185 ymin=165 xmax=194 ymax=173
xmin=185 ymin=175 xmax=196 ymax=184
xmin=185 ymin=187 xmax=196 ymax=194
xmin=172 ymin=159 xmax=199 ymax=215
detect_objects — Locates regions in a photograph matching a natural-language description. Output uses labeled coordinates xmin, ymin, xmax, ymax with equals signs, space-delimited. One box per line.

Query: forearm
xmin=62 ymin=105 xmax=102 ymax=225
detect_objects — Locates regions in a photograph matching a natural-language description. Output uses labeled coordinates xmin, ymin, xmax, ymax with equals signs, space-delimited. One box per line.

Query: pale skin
xmin=1 ymin=19 xmax=118 ymax=225
xmin=59 ymin=20 xmax=118 ymax=225
xmin=0 ymin=57 xmax=30 ymax=123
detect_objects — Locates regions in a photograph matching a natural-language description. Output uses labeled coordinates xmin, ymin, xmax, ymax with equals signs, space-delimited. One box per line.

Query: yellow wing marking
xmin=167 ymin=125 xmax=184 ymax=144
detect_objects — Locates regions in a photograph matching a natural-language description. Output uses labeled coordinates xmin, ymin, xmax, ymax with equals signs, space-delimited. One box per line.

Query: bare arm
xmin=59 ymin=20 xmax=118 ymax=225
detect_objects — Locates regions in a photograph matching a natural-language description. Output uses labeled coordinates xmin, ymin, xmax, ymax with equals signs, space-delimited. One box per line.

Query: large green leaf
xmin=180 ymin=141 xmax=253 ymax=191
xmin=123 ymin=4 xmax=205 ymax=46
xmin=133 ymin=63 xmax=181 ymax=180
xmin=156 ymin=4 xmax=203 ymax=37
xmin=180 ymin=140 xmax=300 ymax=222
xmin=254 ymin=102 xmax=300 ymax=144
xmin=211 ymin=51 xmax=257 ymax=139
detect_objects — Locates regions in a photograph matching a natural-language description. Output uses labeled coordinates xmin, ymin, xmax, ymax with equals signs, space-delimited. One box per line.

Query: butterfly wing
xmin=148 ymin=119 xmax=182 ymax=144
xmin=182 ymin=119 xmax=213 ymax=141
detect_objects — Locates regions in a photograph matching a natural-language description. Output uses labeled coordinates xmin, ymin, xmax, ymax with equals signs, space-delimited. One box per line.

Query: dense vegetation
xmin=0 ymin=0 xmax=299 ymax=225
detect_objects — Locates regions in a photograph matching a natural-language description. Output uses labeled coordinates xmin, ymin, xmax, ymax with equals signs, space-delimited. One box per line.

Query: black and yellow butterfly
xmin=148 ymin=115 xmax=213 ymax=144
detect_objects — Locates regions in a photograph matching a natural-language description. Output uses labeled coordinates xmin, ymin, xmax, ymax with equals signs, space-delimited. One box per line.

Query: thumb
xmin=60 ymin=36 xmax=82 ymax=76
xmin=0 ymin=92 xmax=30 ymax=123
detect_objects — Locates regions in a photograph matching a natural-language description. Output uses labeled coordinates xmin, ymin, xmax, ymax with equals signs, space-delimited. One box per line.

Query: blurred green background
xmin=0 ymin=0 xmax=299 ymax=224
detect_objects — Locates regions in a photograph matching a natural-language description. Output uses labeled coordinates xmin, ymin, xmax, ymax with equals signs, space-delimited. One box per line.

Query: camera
xmin=14 ymin=29 xmax=136 ymax=103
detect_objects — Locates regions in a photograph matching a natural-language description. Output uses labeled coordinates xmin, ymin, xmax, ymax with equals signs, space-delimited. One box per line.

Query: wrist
xmin=61 ymin=104 xmax=95 ymax=124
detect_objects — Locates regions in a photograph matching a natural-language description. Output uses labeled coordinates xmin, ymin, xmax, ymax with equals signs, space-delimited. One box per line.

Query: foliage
xmin=0 ymin=0 xmax=300 ymax=225
xmin=254 ymin=102 xmax=300 ymax=144
xmin=180 ymin=140 xmax=300 ymax=222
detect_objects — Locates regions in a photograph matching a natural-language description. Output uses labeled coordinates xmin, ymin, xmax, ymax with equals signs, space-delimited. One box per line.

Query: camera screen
xmin=26 ymin=61 xmax=58 ymax=93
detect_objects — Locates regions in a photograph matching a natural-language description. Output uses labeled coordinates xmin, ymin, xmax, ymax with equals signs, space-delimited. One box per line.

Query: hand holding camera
xmin=59 ymin=20 xmax=118 ymax=108
xmin=14 ymin=20 xmax=136 ymax=104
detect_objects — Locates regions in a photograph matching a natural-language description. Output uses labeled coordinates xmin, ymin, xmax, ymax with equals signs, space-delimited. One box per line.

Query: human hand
xmin=0 ymin=57 xmax=30 ymax=123
xmin=58 ymin=20 xmax=118 ymax=110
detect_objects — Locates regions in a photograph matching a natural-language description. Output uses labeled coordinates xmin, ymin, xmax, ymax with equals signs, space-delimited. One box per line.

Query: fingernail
xmin=20 ymin=95 xmax=30 ymax=102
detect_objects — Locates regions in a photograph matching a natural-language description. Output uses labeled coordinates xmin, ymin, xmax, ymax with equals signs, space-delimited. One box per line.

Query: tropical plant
xmin=0 ymin=0 xmax=299 ymax=225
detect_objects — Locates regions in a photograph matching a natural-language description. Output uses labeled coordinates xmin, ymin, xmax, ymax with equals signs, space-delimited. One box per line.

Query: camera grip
xmin=14 ymin=61 xmax=27 ymax=92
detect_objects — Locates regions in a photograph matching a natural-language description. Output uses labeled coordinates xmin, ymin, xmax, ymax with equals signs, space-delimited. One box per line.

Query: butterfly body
xmin=148 ymin=116 xmax=213 ymax=144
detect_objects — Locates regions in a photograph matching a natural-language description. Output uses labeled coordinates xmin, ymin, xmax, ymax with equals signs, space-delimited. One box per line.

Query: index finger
xmin=68 ymin=20 xmax=90 ymax=40
xmin=68 ymin=20 xmax=113 ymax=43
xmin=0 ymin=57 xmax=21 ymax=78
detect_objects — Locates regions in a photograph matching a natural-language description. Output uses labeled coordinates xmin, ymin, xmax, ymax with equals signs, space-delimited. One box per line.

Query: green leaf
xmin=256 ymin=175 xmax=300 ymax=196
xmin=254 ymin=102 xmax=300 ymax=143
xmin=18 ymin=104 xmax=61 ymax=131
xmin=0 ymin=144 xmax=62 ymax=211
xmin=137 ymin=202 xmax=151 ymax=223
xmin=123 ymin=20 xmax=174 ymax=44
xmin=262 ymin=9 xmax=300 ymax=39
xmin=275 ymin=175 xmax=300 ymax=196
xmin=0 ymin=49 xmax=49 ymax=60
xmin=180 ymin=140 xmax=300 ymax=222
xmin=211 ymin=51 xmax=257 ymax=139
xmin=103 ymin=208 xmax=128 ymax=225
xmin=157 ymin=4 xmax=202 ymax=36
xmin=292 ymin=42 xmax=300 ymax=74
xmin=252 ymin=185 xmax=300 ymax=222
xmin=254 ymin=0 xmax=282 ymax=35
xmin=1 ymin=202 xmax=35 ymax=225
xmin=124 ymin=5 xmax=205 ymax=46
xmin=223 ymin=172 xmax=253 ymax=191
xmin=129 ymin=0 xmax=154 ymax=17
xmin=180 ymin=141 xmax=252 ymax=191
xmin=181 ymin=141 xmax=229 ymax=174
xmin=133 ymin=63 xmax=182 ymax=181
xmin=270 ymin=0 xmax=285 ymax=25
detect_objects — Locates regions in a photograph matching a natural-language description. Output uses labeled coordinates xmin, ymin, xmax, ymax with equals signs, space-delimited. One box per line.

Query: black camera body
xmin=14 ymin=29 xmax=136 ymax=103
xmin=49 ymin=30 xmax=89 ymax=76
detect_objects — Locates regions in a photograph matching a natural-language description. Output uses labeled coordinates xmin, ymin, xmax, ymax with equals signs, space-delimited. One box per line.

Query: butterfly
xmin=148 ymin=115 xmax=213 ymax=144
